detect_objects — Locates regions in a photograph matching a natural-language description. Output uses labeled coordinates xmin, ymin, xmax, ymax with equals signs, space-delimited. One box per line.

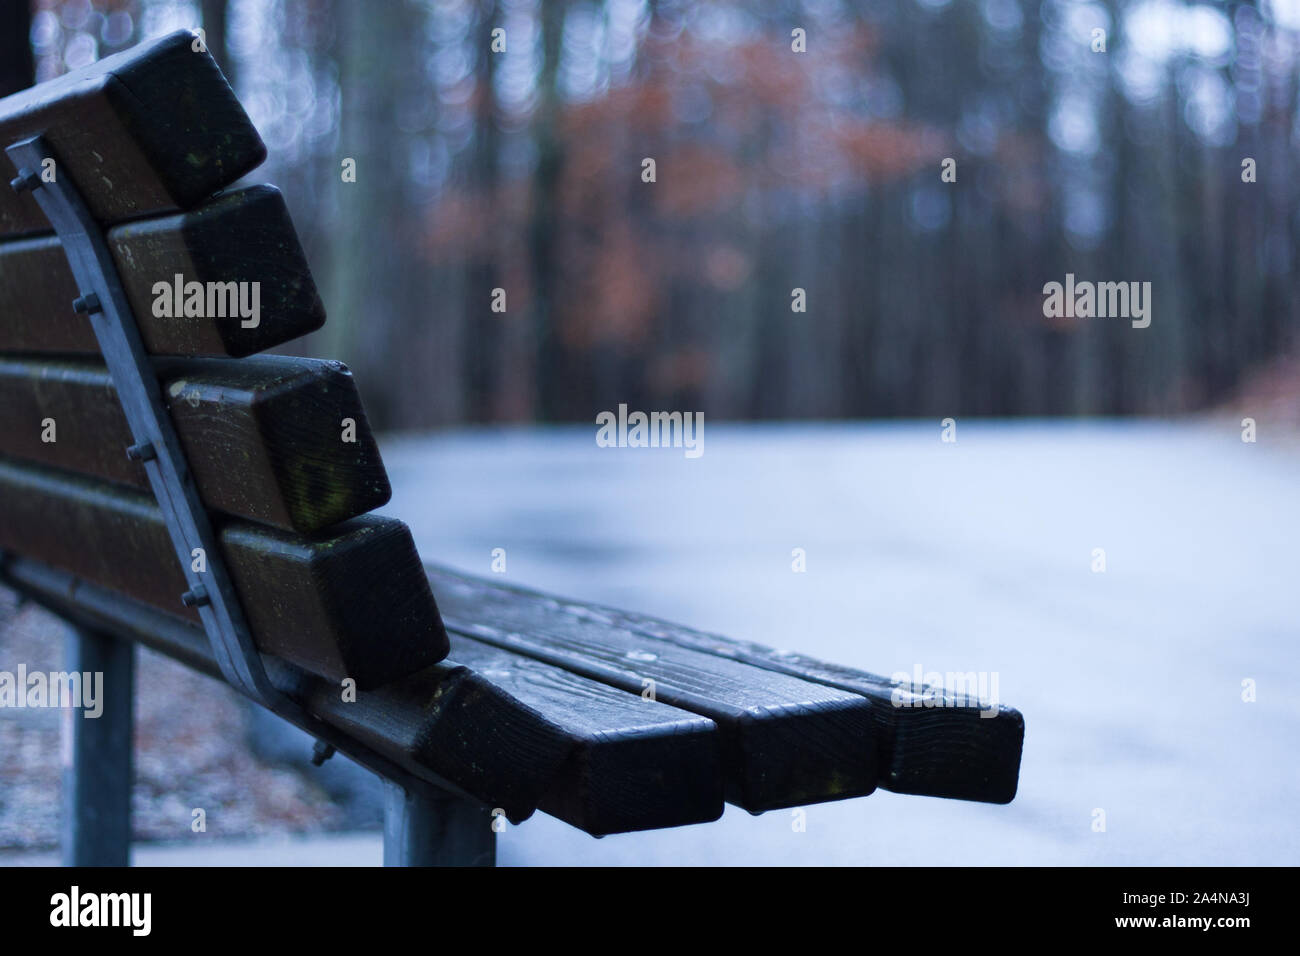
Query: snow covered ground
xmin=378 ymin=419 xmax=1300 ymax=866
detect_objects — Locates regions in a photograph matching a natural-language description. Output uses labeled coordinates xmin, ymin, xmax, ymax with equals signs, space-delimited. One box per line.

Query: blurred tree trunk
xmin=530 ymin=0 xmax=566 ymax=420
xmin=0 ymin=1 xmax=34 ymax=97
xmin=464 ymin=0 xmax=501 ymax=423
xmin=328 ymin=0 xmax=441 ymax=429
xmin=200 ymin=0 xmax=233 ymax=89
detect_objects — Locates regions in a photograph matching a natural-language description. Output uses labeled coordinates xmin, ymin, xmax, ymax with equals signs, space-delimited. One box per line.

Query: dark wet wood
xmin=0 ymin=459 xmax=447 ymax=688
xmin=0 ymin=186 xmax=324 ymax=356
xmin=664 ymin=650 xmax=1024 ymax=804
xmin=0 ymin=556 xmax=723 ymax=836
xmin=555 ymin=603 xmax=1024 ymax=804
xmin=446 ymin=634 xmax=724 ymax=834
xmin=433 ymin=570 xmax=1024 ymax=804
xmin=0 ymin=30 xmax=265 ymax=237
xmin=0 ymin=354 xmax=390 ymax=533
xmin=427 ymin=565 xmax=878 ymax=813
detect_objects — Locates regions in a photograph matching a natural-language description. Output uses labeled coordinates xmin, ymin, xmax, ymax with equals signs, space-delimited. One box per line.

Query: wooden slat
xmin=0 ymin=557 xmax=724 ymax=836
xmin=0 ymin=185 xmax=325 ymax=356
xmin=0 ymin=30 xmax=265 ymax=237
xmin=650 ymin=648 xmax=1024 ymax=804
xmin=552 ymin=605 xmax=1024 ymax=804
xmin=427 ymin=566 xmax=878 ymax=813
xmin=0 ymin=458 xmax=447 ymax=688
xmin=437 ymin=573 xmax=1024 ymax=804
xmin=0 ymin=354 xmax=390 ymax=533
xmin=446 ymin=634 xmax=724 ymax=834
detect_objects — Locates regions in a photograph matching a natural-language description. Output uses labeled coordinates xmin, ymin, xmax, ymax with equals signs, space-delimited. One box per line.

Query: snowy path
xmin=378 ymin=420 xmax=1300 ymax=865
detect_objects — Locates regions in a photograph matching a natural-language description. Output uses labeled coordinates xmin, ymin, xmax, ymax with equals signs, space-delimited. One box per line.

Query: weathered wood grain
xmin=0 ymin=30 xmax=265 ymax=237
xmin=0 ymin=556 xmax=724 ymax=836
xmin=0 ymin=186 xmax=325 ymax=356
xmin=446 ymin=634 xmax=724 ymax=834
xmin=674 ymin=651 xmax=1024 ymax=804
xmin=559 ymin=605 xmax=1024 ymax=804
xmin=427 ymin=565 xmax=878 ymax=812
xmin=0 ymin=459 xmax=447 ymax=687
xmin=0 ymin=354 xmax=390 ymax=533
xmin=436 ymin=571 xmax=1025 ymax=804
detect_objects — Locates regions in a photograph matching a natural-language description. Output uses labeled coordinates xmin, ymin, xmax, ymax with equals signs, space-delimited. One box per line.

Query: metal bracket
xmin=5 ymin=135 xmax=282 ymax=709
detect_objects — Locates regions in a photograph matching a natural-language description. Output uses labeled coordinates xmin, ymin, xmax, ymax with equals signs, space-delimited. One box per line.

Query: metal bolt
xmin=9 ymin=169 xmax=40 ymax=194
xmin=180 ymin=586 xmax=210 ymax=608
xmin=125 ymin=441 xmax=156 ymax=462
xmin=72 ymin=293 xmax=102 ymax=314
xmin=310 ymin=741 xmax=336 ymax=766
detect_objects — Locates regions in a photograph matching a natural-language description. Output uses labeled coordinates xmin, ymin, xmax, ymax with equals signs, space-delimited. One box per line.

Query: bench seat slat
xmin=0 ymin=31 xmax=265 ymax=237
xmin=0 ymin=186 xmax=325 ymax=356
xmin=0 ymin=557 xmax=723 ymax=837
xmin=446 ymin=634 xmax=725 ymax=834
xmin=0 ymin=354 xmax=390 ymax=533
xmin=427 ymin=566 xmax=878 ymax=812
xmin=430 ymin=570 xmax=1023 ymax=805
xmin=0 ymin=458 xmax=447 ymax=688
xmin=552 ymin=603 xmax=1025 ymax=804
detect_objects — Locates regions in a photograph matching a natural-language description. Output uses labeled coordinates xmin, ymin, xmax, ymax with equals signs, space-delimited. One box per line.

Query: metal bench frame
xmin=6 ymin=134 xmax=492 ymax=867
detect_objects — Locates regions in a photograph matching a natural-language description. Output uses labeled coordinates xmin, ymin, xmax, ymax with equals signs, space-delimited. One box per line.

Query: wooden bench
xmin=0 ymin=32 xmax=1024 ymax=866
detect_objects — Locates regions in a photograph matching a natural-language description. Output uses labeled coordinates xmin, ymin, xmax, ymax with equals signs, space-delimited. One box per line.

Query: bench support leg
xmin=61 ymin=625 xmax=134 ymax=867
xmin=383 ymin=781 xmax=496 ymax=867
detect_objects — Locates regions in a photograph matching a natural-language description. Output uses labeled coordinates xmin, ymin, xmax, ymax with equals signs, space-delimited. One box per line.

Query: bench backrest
xmin=0 ymin=31 xmax=449 ymax=690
